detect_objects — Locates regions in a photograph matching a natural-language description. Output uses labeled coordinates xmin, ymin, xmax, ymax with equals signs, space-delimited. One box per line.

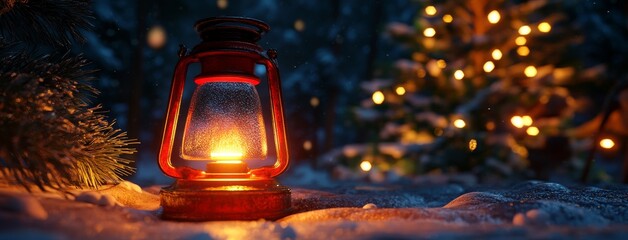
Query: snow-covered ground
xmin=1 ymin=177 xmax=627 ymax=239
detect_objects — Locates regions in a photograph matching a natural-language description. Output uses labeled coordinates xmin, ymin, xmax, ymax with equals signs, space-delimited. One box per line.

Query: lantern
xmin=158 ymin=17 xmax=290 ymax=221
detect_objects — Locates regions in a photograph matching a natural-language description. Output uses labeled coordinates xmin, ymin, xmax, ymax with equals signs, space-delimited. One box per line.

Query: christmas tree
xmin=0 ymin=0 xmax=136 ymax=191
xmin=330 ymin=0 xmax=618 ymax=182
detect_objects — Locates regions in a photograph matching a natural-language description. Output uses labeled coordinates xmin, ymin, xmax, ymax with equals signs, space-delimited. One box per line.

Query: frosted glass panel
xmin=181 ymin=82 xmax=267 ymax=161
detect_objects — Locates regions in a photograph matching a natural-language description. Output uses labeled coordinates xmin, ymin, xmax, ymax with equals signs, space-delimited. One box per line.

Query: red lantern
xmin=158 ymin=17 xmax=290 ymax=221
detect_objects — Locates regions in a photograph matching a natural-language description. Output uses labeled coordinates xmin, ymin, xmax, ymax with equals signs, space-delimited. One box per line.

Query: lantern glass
xmin=181 ymin=80 xmax=268 ymax=163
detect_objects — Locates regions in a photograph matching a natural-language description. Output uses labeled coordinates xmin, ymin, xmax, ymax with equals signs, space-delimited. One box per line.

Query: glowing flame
xmin=208 ymin=128 xmax=245 ymax=161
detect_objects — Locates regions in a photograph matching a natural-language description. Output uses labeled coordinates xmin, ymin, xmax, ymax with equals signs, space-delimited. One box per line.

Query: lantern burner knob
xmin=194 ymin=17 xmax=269 ymax=43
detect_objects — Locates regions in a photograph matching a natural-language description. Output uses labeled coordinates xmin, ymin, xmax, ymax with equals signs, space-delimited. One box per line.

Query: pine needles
xmin=0 ymin=0 xmax=137 ymax=191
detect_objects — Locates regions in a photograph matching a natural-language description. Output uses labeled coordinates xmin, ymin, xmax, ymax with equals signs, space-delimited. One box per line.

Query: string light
xmin=491 ymin=49 xmax=503 ymax=60
xmin=454 ymin=70 xmax=465 ymax=80
xmin=395 ymin=86 xmax=406 ymax=95
xmin=310 ymin=97 xmax=320 ymax=107
xmin=360 ymin=161 xmax=373 ymax=172
xmin=425 ymin=5 xmax=437 ymax=15
xmin=487 ymin=10 xmax=501 ymax=24
xmin=424 ymin=27 xmax=436 ymax=37
xmin=518 ymin=25 xmax=532 ymax=35
xmin=217 ymin=0 xmax=228 ymax=9
xmin=372 ymin=91 xmax=385 ymax=104
xmin=147 ymin=25 xmax=167 ymax=49
xmin=538 ymin=22 xmax=552 ymax=32
xmin=524 ymin=66 xmax=537 ymax=77
xmin=303 ymin=140 xmax=312 ymax=151
xmin=515 ymin=36 xmax=527 ymax=46
xmin=511 ymin=116 xmax=524 ymax=128
xmin=483 ymin=61 xmax=495 ymax=73
xmin=443 ymin=14 xmax=453 ymax=23
xmin=469 ymin=139 xmax=478 ymax=151
xmin=600 ymin=138 xmax=615 ymax=149
xmin=436 ymin=59 xmax=447 ymax=68
xmin=517 ymin=46 xmax=530 ymax=56
xmin=522 ymin=115 xmax=533 ymax=126
xmin=526 ymin=126 xmax=540 ymax=136
xmin=453 ymin=119 xmax=466 ymax=128
xmin=294 ymin=19 xmax=305 ymax=32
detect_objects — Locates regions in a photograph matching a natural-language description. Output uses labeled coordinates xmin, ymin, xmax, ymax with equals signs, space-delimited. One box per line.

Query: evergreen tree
xmin=0 ymin=0 xmax=136 ymax=191
xmin=334 ymin=0 xmax=610 ymax=182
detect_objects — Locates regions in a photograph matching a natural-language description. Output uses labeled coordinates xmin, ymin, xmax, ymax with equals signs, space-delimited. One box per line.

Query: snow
xmin=1 ymin=179 xmax=627 ymax=239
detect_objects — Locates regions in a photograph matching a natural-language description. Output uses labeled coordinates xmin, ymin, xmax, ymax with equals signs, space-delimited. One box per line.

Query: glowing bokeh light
xmin=488 ymin=10 xmax=501 ymax=24
xmin=372 ymin=91 xmax=385 ymax=104
xmin=454 ymin=70 xmax=465 ymax=80
xmin=524 ymin=66 xmax=538 ymax=77
xmin=491 ymin=49 xmax=503 ymax=60
xmin=360 ymin=161 xmax=373 ymax=171
xmin=424 ymin=27 xmax=436 ymax=37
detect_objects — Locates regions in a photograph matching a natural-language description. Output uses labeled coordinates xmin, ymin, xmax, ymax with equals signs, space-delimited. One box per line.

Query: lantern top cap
xmin=194 ymin=17 xmax=270 ymax=43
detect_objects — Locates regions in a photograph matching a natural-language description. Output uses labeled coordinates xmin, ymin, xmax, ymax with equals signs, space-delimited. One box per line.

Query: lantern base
xmin=160 ymin=178 xmax=291 ymax=221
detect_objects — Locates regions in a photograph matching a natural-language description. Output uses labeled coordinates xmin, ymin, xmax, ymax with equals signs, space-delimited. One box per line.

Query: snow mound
xmin=75 ymin=192 xmax=120 ymax=207
xmin=0 ymin=193 xmax=47 ymax=220
xmin=363 ymin=203 xmax=377 ymax=209
xmin=444 ymin=192 xmax=513 ymax=209
xmin=98 ymin=182 xmax=160 ymax=210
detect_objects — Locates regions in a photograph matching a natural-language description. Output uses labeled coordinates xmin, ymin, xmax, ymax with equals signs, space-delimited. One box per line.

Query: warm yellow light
xmin=469 ymin=139 xmax=477 ymax=151
xmin=294 ymin=19 xmax=305 ymax=32
xmin=511 ymin=116 xmax=524 ymax=128
xmin=147 ymin=25 xmax=167 ymax=49
xmin=483 ymin=61 xmax=495 ymax=73
xmin=453 ymin=119 xmax=466 ymax=128
xmin=443 ymin=14 xmax=453 ymax=23
xmin=372 ymin=91 xmax=385 ymax=104
xmin=526 ymin=126 xmax=540 ymax=136
xmin=519 ymin=25 xmax=532 ymax=35
xmin=214 ymin=160 xmax=243 ymax=164
xmin=310 ymin=97 xmax=320 ymax=107
xmin=515 ymin=36 xmax=527 ymax=46
xmin=491 ymin=49 xmax=503 ymax=60
xmin=538 ymin=22 xmax=551 ymax=33
xmin=209 ymin=152 xmax=243 ymax=160
xmin=217 ymin=0 xmax=228 ymax=9
xmin=303 ymin=140 xmax=312 ymax=151
xmin=425 ymin=6 xmax=437 ymax=16
xmin=517 ymin=46 xmax=530 ymax=56
xmin=436 ymin=59 xmax=447 ymax=68
xmin=395 ymin=86 xmax=406 ymax=95
xmin=360 ymin=161 xmax=372 ymax=172
xmin=522 ymin=115 xmax=533 ymax=126
xmin=600 ymin=138 xmax=615 ymax=149
xmin=487 ymin=10 xmax=501 ymax=24
xmin=524 ymin=66 xmax=537 ymax=77
xmin=423 ymin=27 xmax=436 ymax=37
xmin=454 ymin=70 xmax=465 ymax=80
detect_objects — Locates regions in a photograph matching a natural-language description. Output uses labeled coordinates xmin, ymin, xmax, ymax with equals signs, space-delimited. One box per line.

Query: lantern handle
xmin=250 ymin=50 xmax=289 ymax=178
xmin=158 ymin=54 xmax=201 ymax=179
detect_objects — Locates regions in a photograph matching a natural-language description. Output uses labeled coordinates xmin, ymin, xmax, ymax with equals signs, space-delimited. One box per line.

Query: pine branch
xmin=0 ymin=52 xmax=136 ymax=191
xmin=0 ymin=0 xmax=93 ymax=48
